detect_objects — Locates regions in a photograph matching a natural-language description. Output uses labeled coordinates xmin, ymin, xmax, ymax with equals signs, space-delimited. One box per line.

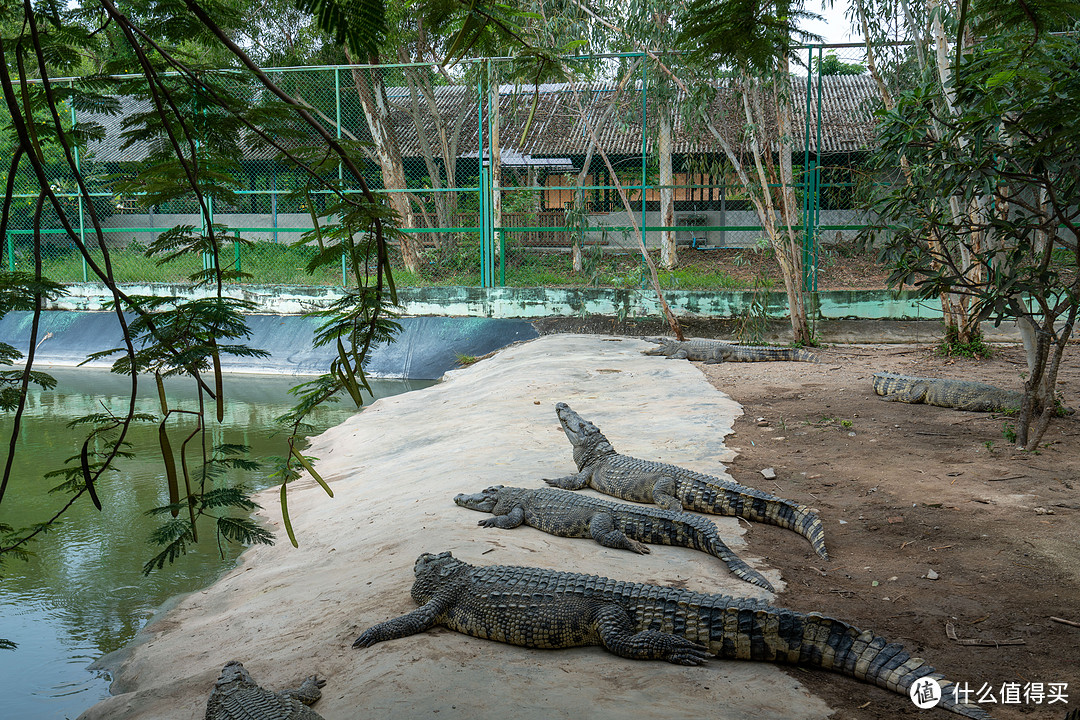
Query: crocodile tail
xmin=785 ymin=501 xmax=829 ymax=561
xmin=799 ymin=612 xmax=993 ymax=719
xmin=672 ymin=515 xmax=775 ymax=591
xmin=684 ymin=481 xmax=829 ymax=560
xmin=711 ymin=608 xmax=991 ymax=719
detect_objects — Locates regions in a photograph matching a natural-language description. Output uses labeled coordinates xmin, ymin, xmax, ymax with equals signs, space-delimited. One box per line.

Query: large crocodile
xmin=353 ymin=551 xmax=990 ymax=719
xmin=872 ymin=372 xmax=1024 ymax=413
xmin=454 ymin=484 xmax=774 ymax=591
xmin=205 ymin=661 xmax=325 ymax=720
xmin=546 ymin=402 xmax=829 ymax=560
xmin=644 ymin=337 xmax=819 ymax=363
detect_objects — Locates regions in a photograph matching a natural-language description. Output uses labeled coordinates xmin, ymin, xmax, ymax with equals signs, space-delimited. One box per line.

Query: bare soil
xmin=697 ymin=344 xmax=1080 ymax=719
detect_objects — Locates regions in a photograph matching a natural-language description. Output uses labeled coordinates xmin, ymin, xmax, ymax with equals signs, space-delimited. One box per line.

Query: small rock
xmin=1034 ymin=507 xmax=1056 ymax=515
xmin=808 ymin=473 xmax=822 ymax=479
xmin=926 ymin=569 xmax=939 ymax=580
xmin=847 ymin=431 xmax=857 ymax=437
xmin=756 ymin=419 xmax=770 ymax=427
xmin=838 ymin=519 xmax=848 ymax=525
xmin=888 ymin=576 xmax=898 ymax=581
xmin=760 ymin=468 xmax=777 ymax=480
xmin=887 ymin=516 xmax=904 ymax=524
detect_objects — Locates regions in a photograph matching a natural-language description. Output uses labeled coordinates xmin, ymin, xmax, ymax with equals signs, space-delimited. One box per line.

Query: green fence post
xmin=477 ymin=60 xmax=497 ymax=288
xmin=5 ymin=232 xmax=12 ymax=272
xmin=335 ymin=67 xmax=343 ymax=184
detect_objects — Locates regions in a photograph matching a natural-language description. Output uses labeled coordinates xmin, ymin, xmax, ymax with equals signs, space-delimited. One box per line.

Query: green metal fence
xmin=2 ymin=46 xmax=878 ymax=292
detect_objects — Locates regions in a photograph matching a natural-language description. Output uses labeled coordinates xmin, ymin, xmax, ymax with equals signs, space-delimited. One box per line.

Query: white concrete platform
xmin=79 ymin=334 xmax=832 ymax=720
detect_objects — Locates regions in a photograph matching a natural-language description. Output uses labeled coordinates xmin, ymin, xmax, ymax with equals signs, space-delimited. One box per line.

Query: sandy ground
xmin=80 ymin=334 xmax=836 ymax=720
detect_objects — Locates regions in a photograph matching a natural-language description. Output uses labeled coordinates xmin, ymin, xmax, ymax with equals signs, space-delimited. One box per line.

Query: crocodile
xmin=872 ymin=372 xmax=1024 ymax=413
xmin=546 ymin=402 xmax=829 ymax=560
xmin=353 ymin=551 xmax=991 ymax=719
xmin=644 ymin=337 xmax=819 ymax=363
xmin=205 ymin=661 xmax=326 ymax=720
xmin=454 ymin=485 xmax=774 ymax=591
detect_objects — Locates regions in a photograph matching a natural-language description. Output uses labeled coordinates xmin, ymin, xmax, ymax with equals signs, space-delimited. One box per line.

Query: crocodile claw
xmin=666 ymin=640 xmax=712 ymax=666
xmin=352 ymin=631 xmax=377 ymax=649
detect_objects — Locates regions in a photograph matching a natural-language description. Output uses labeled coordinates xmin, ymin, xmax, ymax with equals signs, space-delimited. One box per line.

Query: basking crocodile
xmin=546 ymin=402 xmax=829 ymax=560
xmin=644 ymin=337 xmax=819 ymax=363
xmin=872 ymin=372 xmax=1024 ymax=413
xmin=353 ymin=551 xmax=990 ymax=719
xmin=205 ymin=661 xmax=326 ymax=720
xmin=454 ymin=485 xmax=774 ymax=591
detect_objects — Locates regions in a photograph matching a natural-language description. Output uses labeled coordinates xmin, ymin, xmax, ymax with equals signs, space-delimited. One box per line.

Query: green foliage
xmin=678 ymin=0 xmax=821 ymax=71
xmin=142 ymin=445 xmax=274 ymax=574
xmin=1002 ymin=422 xmax=1018 ymax=445
xmin=292 ymin=0 xmax=386 ymax=58
xmin=813 ymin=51 xmax=864 ymax=76
xmin=937 ymin=327 xmax=992 ymax=359
xmin=864 ymin=19 xmax=1080 ymax=448
xmin=0 ymin=0 xmax=400 ymax=576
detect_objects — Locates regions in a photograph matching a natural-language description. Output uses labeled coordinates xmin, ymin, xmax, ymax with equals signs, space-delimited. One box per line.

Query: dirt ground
xmin=695 ymin=343 xmax=1079 ymax=719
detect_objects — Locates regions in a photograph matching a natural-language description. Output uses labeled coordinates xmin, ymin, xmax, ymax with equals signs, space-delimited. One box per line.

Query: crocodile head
xmin=214 ymin=660 xmax=253 ymax=687
xmin=411 ymin=551 xmax=471 ymax=604
xmin=555 ymin=402 xmax=616 ymax=468
xmin=453 ymin=485 xmax=505 ymax=512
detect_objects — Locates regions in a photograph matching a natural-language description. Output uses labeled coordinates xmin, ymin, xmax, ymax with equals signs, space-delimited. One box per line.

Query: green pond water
xmin=0 ymin=369 xmax=431 ymax=719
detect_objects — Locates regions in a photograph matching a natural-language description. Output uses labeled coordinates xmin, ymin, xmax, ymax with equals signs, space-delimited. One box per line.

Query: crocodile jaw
xmin=453 ymin=486 xmax=502 ymax=512
xmin=555 ymin=402 xmax=585 ymax=445
xmin=555 ymin=402 xmax=615 ymax=469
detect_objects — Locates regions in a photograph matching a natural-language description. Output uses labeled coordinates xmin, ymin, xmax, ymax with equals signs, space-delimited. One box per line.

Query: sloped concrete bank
xmin=0 ymin=311 xmax=537 ymax=378
xmin=77 ymin=334 xmax=832 ymax=720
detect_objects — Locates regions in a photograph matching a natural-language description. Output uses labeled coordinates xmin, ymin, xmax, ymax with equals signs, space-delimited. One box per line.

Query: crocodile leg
xmin=651 ymin=475 xmax=682 ymax=511
xmin=352 ymin=595 xmax=451 ymax=648
xmin=595 ymin=604 xmax=711 ymax=665
xmin=544 ymin=468 xmax=593 ymax=490
xmin=478 ymin=506 xmax=525 ymax=529
xmin=588 ymin=513 xmax=651 ymax=554
xmin=281 ymin=676 xmax=326 ymax=706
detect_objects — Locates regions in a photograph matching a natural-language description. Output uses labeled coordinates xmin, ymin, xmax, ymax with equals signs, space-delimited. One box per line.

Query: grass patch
xmin=27 ymin=241 xmax=764 ymax=290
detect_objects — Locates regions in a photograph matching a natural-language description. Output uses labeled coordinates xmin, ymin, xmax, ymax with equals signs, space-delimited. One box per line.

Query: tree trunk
xmin=345 ymin=53 xmax=423 ymax=273
xmin=658 ymin=104 xmax=676 ymax=269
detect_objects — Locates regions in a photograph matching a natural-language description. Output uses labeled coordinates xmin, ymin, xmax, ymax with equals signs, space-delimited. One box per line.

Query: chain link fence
xmin=2 ymin=47 xmax=879 ymax=291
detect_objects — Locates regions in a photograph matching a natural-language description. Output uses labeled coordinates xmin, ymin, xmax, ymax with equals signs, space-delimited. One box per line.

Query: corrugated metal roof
xmin=80 ymin=74 xmax=879 ymax=165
